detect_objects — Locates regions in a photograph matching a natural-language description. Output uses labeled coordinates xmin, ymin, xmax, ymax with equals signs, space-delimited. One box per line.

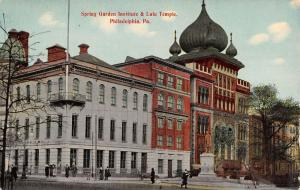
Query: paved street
xmin=10 ymin=175 xmax=298 ymax=190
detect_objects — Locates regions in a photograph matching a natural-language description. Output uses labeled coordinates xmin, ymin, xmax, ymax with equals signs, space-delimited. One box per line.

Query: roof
xmin=170 ymin=49 xmax=244 ymax=69
xmin=114 ymin=55 xmax=193 ymax=74
xmin=72 ymin=53 xmax=118 ymax=70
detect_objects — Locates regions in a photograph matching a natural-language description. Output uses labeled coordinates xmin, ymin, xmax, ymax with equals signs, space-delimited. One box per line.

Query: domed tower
xmin=179 ymin=0 xmax=228 ymax=53
xmin=226 ymin=33 xmax=238 ymax=57
xmin=169 ymin=30 xmax=181 ymax=58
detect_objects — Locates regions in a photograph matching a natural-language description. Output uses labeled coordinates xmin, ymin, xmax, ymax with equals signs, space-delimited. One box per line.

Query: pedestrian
xmin=45 ymin=164 xmax=49 ymax=178
xmin=150 ymin=168 xmax=155 ymax=184
xmin=181 ymin=169 xmax=189 ymax=189
xmin=99 ymin=167 xmax=104 ymax=180
xmin=7 ymin=171 xmax=13 ymax=190
xmin=11 ymin=165 xmax=17 ymax=182
xmin=65 ymin=164 xmax=70 ymax=178
xmin=104 ymin=167 xmax=110 ymax=180
xmin=49 ymin=164 xmax=53 ymax=177
xmin=53 ymin=165 xmax=57 ymax=177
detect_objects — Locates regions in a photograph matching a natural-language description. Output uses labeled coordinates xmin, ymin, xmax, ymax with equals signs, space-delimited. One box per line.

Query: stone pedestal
xmin=199 ymin=153 xmax=215 ymax=175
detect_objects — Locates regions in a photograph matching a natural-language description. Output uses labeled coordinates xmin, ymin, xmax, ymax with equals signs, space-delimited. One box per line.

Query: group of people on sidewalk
xmin=150 ymin=168 xmax=190 ymax=189
xmin=64 ymin=164 xmax=78 ymax=178
xmin=44 ymin=164 xmax=57 ymax=178
xmin=0 ymin=165 xmax=18 ymax=190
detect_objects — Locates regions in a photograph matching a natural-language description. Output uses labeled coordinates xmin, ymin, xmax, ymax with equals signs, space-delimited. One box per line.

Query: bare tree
xmin=0 ymin=26 xmax=55 ymax=189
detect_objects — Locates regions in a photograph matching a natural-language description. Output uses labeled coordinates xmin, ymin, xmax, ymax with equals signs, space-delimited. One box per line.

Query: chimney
xmin=18 ymin=31 xmax=30 ymax=64
xmin=47 ymin=44 xmax=66 ymax=62
xmin=78 ymin=44 xmax=89 ymax=54
xmin=7 ymin=29 xmax=30 ymax=66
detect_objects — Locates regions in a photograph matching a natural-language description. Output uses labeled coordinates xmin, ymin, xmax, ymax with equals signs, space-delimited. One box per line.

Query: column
xmin=115 ymin=150 xmax=120 ymax=174
xmin=126 ymin=151 xmax=131 ymax=174
xmin=103 ymin=150 xmax=109 ymax=169
xmin=136 ymin=152 xmax=141 ymax=173
xmin=77 ymin=148 xmax=83 ymax=174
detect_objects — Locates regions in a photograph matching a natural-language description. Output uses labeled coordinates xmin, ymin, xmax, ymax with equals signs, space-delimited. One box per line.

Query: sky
xmin=0 ymin=0 xmax=300 ymax=100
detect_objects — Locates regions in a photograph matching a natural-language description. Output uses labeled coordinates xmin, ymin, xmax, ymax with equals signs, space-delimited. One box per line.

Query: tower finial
xmin=174 ymin=30 xmax=177 ymax=41
xmin=230 ymin=33 xmax=232 ymax=43
xmin=202 ymin=0 xmax=205 ymax=6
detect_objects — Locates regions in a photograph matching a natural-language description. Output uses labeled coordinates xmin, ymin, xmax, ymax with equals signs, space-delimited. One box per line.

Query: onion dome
xmin=169 ymin=30 xmax=181 ymax=56
xmin=226 ymin=33 xmax=237 ymax=57
xmin=179 ymin=0 xmax=228 ymax=53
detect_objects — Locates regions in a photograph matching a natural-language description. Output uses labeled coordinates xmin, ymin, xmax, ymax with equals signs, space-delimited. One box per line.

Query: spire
xmin=226 ymin=32 xmax=237 ymax=57
xmin=169 ymin=30 xmax=181 ymax=57
xmin=202 ymin=0 xmax=205 ymax=7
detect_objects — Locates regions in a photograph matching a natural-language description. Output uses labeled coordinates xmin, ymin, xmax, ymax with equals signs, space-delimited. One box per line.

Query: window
xmin=157 ymin=135 xmax=163 ymax=146
xmin=25 ymin=118 xmax=29 ymax=140
xmin=72 ymin=115 xmax=78 ymax=137
xmin=16 ymin=87 xmax=20 ymax=104
xmin=158 ymin=93 xmax=164 ymax=107
xmin=168 ymin=119 xmax=173 ymax=129
xmin=58 ymin=77 xmax=63 ymax=96
xmin=86 ymin=81 xmax=92 ymax=101
xmin=47 ymin=80 xmax=52 ymax=98
xmin=177 ymin=97 xmax=183 ymax=111
xmin=143 ymin=94 xmax=148 ymax=111
xmin=176 ymin=136 xmax=182 ymax=149
xmin=122 ymin=121 xmax=127 ymax=142
xmin=58 ymin=115 xmax=62 ymax=138
xmin=198 ymin=87 xmax=209 ymax=104
xmin=177 ymin=160 xmax=182 ymax=172
xmin=176 ymin=78 xmax=183 ymax=90
xmin=198 ymin=116 xmax=209 ymax=134
xmin=98 ymin=118 xmax=103 ymax=139
xmin=85 ymin=116 xmax=91 ymax=138
xmin=57 ymin=148 xmax=62 ymax=166
xmin=83 ymin=149 xmax=90 ymax=168
xmin=132 ymin=123 xmax=137 ymax=143
xmin=158 ymin=118 xmax=164 ymax=129
xmin=15 ymin=120 xmax=19 ymax=140
xmin=177 ymin=120 xmax=183 ymax=131
xmin=167 ymin=76 xmax=174 ymax=87
xmin=35 ymin=117 xmax=40 ymax=139
xmin=133 ymin=92 xmax=138 ymax=109
xmin=73 ymin=78 xmax=79 ymax=95
xmin=167 ymin=96 xmax=174 ymax=109
xmin=122 ymin=89 xmax=128 ymax=108
xmin=70 ymin=149 xmax=77 ymax=166
xmin=25 ymin=149 xmax=28 ymax=166
xmin=167 ymin=136 xmax=173 ymax=147
xmin=26 ymin=85 xmax=30 ymax=103
xmin=14 ymin=150 xmax=18 ymax=167
xmin=99 ymin=84 xmax=105 ymax=104
xmin=131 ymin=152 xmax=137 ymax=169
xmin=110 ymin=120 xmax=115 ymax=140
xmin=46 ymin=116 xmax=51 ymax=138
xmin=109 ymin=151 xmax=115 ymax=168
xmin=96 ymin=150 xmax=103 ymax=168
xmin=158 ymin=159 xmax=163 ymax=174
xmin=34 ymin=149 xmax=39 ymax=167
xmin=36 ymin=83 xmax=41 ymax=101
xmin=120 ymin=151 xmax=126 ymax=169
xmin=157 ymin=72 xmax=164 ymax=85
xmin=111 ymin=87 xmax=116 ymax=106
xmin=46 ymin=149 xmax=50 ymax=165
xmin=142 ymin=124 xmax=147 ymax=144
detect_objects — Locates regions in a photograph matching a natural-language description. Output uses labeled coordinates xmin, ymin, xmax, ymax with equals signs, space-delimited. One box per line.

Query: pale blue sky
xmin=0 ymin=0 xmax=300 ymax=100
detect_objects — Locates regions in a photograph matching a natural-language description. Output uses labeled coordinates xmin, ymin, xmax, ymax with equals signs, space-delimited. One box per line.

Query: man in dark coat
xmin=150 ymin=168 xmax=155 ymax=184
xmin=45 ymin=165 xmax=49 ymax=178
xmin=104 ymin=167 xmax=110 ymax=180
xmin=99 ymin=167 xmax=104 ymax=180
xmin=181 ymin=169 xmax=189 ymax=189
xmin=11 ymin=165 xmax=18 ymax=182
xmin=65 ymin=164 xmax=70 ymax=178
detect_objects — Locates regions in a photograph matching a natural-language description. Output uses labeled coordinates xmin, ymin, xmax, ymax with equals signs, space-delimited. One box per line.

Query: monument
xmin=199 ymin=153 xmax=216 ymax=175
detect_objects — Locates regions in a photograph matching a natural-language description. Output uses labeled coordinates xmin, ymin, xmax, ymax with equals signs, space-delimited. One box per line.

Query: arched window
xmin=99 ymin=84 xmax=105 ymax=104
xmin=177 ymin=97 xmax=183 ymax=111
xmin=167 ymin=96 xmax=174 ymax=109
xmin=58 ymin=77 xmax=64 ymax=96
xmin=143 ymin=94 xmax=148 ymax=111
xmin=133 ymin=92 xmax=138 ymax=109
xmin=158 ymin=93 xmax=164 ymax=107
xmin=26 ymin=85 xmax=30 ymax=103
xmin=36 ymin=83 xmax=41 ymax=101
xmin=47 ymin=80 xmax=52 ymax=99
xmin=111 ymin=87 xmax=116 ymax=106
xmin=73 ymin=78 xmax=79 ymax=95
xmin=86 ymin=81 xmax=92 ymax=101
xmin=122 ymin=89 xmax=128 ymax=108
